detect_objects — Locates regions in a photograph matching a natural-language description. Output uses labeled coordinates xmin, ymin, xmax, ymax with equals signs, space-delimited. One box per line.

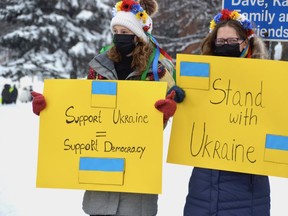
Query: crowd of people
xmin=1 ymin=84 xmax=33 ymax=104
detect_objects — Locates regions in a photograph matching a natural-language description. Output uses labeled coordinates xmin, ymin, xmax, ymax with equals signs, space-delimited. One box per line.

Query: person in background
xmin=10 ymin=84 xmax=18 ymax=103
xmin=1 ymin=84 xmax=12 ymax=104
xmin=183 ymin=9 xmax=270 ymax=216
xmin=31 ymin=0 xmax=185 ymax=215
xmin=19 ymin=86 xmax=32 ymax=103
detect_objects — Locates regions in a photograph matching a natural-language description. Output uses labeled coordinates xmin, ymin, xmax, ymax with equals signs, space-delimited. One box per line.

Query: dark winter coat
xmin=184 ymin=167 xmax=270 ymax=216
xmin=1 ymin=84 xmax=12 ymax=104
xmin=87 ymin=51 xmax=175 ymax=89
xmin=10 ymin=86 xmax=18 ymax=103
xmin=82 ymin=51 xmax=175 ymax=216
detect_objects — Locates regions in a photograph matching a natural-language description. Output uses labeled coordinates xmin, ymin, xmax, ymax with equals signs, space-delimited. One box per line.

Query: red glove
xmin=31 ymin=91 xmax=46 ymax=116
xmin=154 ymin=90 xmax=177 ymax=124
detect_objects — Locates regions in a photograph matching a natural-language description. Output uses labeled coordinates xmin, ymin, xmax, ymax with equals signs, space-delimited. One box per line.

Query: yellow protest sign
xmin=37 ymin=79 xmax=167 ymax=194
xmin=168 ymin=54 xmax=288 ymax=178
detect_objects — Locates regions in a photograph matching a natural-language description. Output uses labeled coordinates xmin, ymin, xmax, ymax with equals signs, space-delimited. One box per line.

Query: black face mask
xmin=113 ymin=34 xmax=136 ymax=56
xmin=214 ymin=44 xmax=241 ymax=57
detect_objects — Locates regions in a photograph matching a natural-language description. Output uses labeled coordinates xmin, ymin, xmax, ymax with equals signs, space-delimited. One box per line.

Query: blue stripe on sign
xmin=180 ymin=62 xmax=210 ymax=77
xmin=92 ymin=81 xmax=117 ymax=95
xmin=79 ymin=157 xmax=124 ymax=171
xmin=265 ymin=134 xmax=288 ymax=151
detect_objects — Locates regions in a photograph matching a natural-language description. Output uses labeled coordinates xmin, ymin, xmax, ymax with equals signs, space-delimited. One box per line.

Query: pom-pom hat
xmin=110 ymin=0 xmax=158 ymax=43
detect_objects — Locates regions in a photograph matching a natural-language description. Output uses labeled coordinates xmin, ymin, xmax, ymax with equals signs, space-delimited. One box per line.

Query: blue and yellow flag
xmin=264 ymin=134 xmax=288 ymax=164
xmin=178 ymin=61 xmax=210 ymax=90
xmin=91 ymin=81 xmax=117 ymax=108
xmin=79 ymin=157 xmax=125 ymax=185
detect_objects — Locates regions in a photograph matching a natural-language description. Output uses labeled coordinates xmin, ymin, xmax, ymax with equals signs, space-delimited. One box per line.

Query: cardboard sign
xmin=168 ymin=54 xmax=288 ymax=178
xmin=37 ymin=79 xmax=167 ymax=194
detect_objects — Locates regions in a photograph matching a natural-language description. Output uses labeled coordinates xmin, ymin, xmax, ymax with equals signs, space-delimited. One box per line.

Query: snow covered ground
xmin=1 ymin=79 xmax=288 ymax=216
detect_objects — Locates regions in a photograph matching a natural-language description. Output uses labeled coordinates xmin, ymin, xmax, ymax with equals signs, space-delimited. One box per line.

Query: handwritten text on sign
xmin=36 ymin=79 xmax=167 ymax=194
xmin=167 ymin=54 xmax=288 ymax=178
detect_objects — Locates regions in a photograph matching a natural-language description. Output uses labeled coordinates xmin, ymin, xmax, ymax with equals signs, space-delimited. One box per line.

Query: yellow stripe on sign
xmin=91 ymin=94 xmax=117 ymax=109
xmin=264 ymin=148 xmax=288 ymax=164
xmin=79 ymin=170 xmax=124 ymax=185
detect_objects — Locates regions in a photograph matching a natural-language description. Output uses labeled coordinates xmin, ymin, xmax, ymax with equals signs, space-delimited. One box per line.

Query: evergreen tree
xmin=0 ymin=0 xmax=113 ymax=80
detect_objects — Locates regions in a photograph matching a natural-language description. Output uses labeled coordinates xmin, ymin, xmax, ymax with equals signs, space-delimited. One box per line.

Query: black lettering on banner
xmin=189 ymin=122 xmax=256 ymax=163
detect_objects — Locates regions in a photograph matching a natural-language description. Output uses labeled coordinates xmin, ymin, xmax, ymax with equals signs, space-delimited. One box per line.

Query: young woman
xmin=184 ymin=9 xmax=270 ymax=216
xmin=32 ymin=0 xmax=184 ymax=215
xmin=81 ymin=0 xmax=180 ymax=215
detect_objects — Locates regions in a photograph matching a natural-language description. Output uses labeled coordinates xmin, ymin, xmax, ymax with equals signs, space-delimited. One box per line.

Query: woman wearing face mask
xmin=31 ymin=0 xmax=184 ymax=215
xmin=82 ymin=1 xmax=182 ymax=215
xmin=183 ymin=9 xmax=270 ymax=216
xmin=87 ymin=0 xmax=177 ymax=88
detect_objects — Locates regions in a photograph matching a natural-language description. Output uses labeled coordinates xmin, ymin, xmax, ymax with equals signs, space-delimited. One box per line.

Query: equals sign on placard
xmin=96 ymin=131 xmax=106 ymax=137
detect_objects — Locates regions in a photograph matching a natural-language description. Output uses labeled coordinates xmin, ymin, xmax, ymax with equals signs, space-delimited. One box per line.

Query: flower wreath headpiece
xmin=209 ymin=9 xmax=255 ymax=38
xmin=112 ymin=0 xmax=151 ymax=32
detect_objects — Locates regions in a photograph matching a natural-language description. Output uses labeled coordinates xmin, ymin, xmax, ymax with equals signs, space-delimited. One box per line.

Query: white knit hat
xmin=110 ymin=0 xmax=154 ymax=43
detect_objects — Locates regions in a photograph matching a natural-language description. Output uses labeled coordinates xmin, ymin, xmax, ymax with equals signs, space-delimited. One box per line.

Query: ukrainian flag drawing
xmin=179 ymin=62 xmax=210 ymax=90
xmin=79 ymin=157 xmax=125 ymax=185
xmin=91 ymin=81 xmax=117 ymax=108
xmin=264 ymin=134 xmax=288 ymax=164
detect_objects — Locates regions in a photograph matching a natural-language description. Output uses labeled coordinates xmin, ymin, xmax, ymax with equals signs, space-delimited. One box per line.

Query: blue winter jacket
xmin=184 ymin=167 xmax=270 ymax=216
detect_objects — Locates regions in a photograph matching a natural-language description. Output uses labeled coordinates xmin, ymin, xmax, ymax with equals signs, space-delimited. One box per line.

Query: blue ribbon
xmin=147 ymin=34 xmax=160 ymax=81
